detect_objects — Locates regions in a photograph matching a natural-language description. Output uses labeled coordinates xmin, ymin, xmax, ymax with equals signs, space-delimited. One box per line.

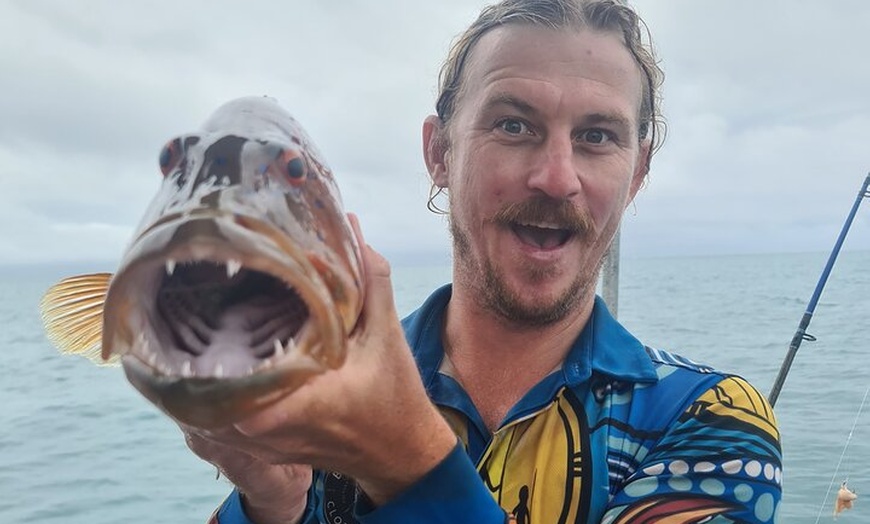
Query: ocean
xmin=2 ymin=250 xmax=868 ymax=523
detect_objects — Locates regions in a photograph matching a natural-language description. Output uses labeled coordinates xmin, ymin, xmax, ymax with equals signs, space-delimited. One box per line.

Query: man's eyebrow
xmin=480 ymin=93 xmax=538 ymax=116
xmin=580 ymin=112 xmax=632 ymax=130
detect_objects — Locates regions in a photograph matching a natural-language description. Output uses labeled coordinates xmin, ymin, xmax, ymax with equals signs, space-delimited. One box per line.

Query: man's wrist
xmin=355 ymin=410 xmax=459 ymax=506
xmin=353 ymin=442 xmax=507 ymax=523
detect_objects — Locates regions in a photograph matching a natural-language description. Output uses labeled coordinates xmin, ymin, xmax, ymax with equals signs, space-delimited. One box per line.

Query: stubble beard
xmin=449 ymin=197 xmax=598 ymax=328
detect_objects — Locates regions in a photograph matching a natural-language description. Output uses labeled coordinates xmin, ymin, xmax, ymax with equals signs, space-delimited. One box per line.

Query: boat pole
xmin=768 ymin=173 xmax=870 ymax=407
xmin=602 ymin=228 xmax=620 ymax=318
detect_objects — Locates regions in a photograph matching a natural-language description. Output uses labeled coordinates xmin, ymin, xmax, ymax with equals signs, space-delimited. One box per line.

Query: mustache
xmin=492 ymin=196 xmax=593 ymax=234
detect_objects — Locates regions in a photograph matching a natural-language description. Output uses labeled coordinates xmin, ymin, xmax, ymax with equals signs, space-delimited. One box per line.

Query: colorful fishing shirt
xmin=213 ymin=285 xmax=782 ymax=523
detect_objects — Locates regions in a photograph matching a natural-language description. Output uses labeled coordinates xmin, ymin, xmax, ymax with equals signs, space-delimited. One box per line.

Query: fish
xmin=39 ymin=96 xmax=364 ymax=429
xmin=834 ymin=481 xmax=857 ymax=518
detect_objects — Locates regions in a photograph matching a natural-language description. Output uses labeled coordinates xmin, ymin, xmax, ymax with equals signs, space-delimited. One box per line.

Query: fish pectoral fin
xmin=39 ymin=272 xmax=118 ymax=366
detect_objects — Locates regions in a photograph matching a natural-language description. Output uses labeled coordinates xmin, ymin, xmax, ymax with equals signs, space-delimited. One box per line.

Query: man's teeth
xmin=517 ymin=220 xmax=560 ymax=229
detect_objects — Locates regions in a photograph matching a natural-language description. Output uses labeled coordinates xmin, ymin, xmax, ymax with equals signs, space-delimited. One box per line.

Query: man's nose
xmin=526 ymin=135 xmax=582 ymax=200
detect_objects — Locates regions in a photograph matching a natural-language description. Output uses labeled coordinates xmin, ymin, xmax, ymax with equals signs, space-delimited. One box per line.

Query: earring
xmin=427 ymin=184 xmax=449 ymax=215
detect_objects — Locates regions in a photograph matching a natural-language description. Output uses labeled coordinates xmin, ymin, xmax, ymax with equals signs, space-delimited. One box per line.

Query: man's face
xmin=427 ymin=25 xmax=649 ymax=326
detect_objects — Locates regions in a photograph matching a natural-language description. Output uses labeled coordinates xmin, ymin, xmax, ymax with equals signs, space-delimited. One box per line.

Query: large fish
xmin=39 ymin=96 xmax=363 ymax=429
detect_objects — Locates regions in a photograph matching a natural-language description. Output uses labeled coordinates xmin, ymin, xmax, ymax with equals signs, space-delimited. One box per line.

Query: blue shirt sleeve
xmin=354 ymin=443 xmax=508 ymax=524
xmin=211 ymin=487 xmax=320 ymax=524
xmin=212 ymin=444 xmax=507 ymax=523
xmin=211 ymin=490 xmax=255 ymax=524
xmin=600 ymin=376 xmax=783 ymax=523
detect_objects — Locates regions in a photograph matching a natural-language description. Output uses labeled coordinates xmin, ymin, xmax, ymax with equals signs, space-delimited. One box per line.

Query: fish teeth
xmin=214 ymin=363 xmax=224 ymax=378
xmin=181 ymin=360 xmax=193 ymax=378
xmin=165 ymin=259 xmax=176 ymax=276
xmin=137 ymin=332 xmax=157 ymax=367
xmin=273 ymin=338 xmax=284 ymax=357
xmin=226 ymin=259 xmax=242 ymax=278
xmin=284 ymin=337 xmax=296 ymax=354
xmin=255 ymin=358 xmax=271 ymax=372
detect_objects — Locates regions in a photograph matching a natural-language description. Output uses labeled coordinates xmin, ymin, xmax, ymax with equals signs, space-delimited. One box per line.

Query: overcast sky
xmin=2 ymin=0 xmax=869 ymax=267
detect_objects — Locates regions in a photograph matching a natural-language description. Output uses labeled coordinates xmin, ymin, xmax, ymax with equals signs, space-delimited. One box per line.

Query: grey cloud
xmin=2 ymin=0 xmax=870 ymax=266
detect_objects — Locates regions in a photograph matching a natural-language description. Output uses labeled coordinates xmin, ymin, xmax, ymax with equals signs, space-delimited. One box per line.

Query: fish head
xmin=101 ymin=96 xmax=363 ymax=428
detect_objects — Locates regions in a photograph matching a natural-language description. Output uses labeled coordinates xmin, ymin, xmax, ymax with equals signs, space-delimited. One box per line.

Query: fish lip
xmin=101 ymin=212 xmax=354 ymax=426
xmin=121 ymin=351 xmax=323 ymax=429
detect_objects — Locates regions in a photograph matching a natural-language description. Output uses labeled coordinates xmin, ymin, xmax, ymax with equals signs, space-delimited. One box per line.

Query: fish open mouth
xmin=115 ymin=249 xmax=330 ymax=384
xmin=99 ymin=213 xmax=358 ymax=427
xmin=151 ymin=258 xmax=311 ymax=379
xmin=109 ymin=250 xmax=337 ymax=428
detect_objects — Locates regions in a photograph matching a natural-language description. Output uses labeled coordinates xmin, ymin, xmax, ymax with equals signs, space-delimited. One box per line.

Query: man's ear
xmin=423 ymin=115 xmax=449 ymax=188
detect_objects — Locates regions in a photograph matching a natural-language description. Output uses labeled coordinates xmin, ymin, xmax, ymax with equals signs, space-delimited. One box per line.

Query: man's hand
xmin=185 ymin=432 xmax=311 ymax=524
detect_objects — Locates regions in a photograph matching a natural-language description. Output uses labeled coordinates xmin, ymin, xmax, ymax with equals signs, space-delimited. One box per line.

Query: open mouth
xmin=132 ymin=258 xmax=311 ymax=379
xmin=511 ymin=223 xmax=573 ymax=250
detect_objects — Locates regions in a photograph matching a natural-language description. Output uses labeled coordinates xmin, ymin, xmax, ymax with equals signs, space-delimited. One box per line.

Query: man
xmin=189 ymin=1 xmax=783 ymax=523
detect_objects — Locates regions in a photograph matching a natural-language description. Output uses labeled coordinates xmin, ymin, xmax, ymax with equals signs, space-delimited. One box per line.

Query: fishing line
xmin=813 ymin=384 xmax=870 ymax=524
xmin=769 ymin=172 xmax=870 ymax=406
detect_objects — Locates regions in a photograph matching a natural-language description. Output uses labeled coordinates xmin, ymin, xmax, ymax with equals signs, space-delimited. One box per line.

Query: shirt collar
xmin=562 ymin=293 xmax=658 ymax=385
xmin=401 ymin=284 xmax=658 ymax=390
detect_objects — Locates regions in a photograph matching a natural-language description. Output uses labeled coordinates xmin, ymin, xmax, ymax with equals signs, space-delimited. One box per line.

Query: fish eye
xmin=280 ymin=150 xmax=308 ymax=186
xmin=287 ymin=157 xmax=305 ymax=180
xmin=159 ymin=138 xmax=183 ymax=177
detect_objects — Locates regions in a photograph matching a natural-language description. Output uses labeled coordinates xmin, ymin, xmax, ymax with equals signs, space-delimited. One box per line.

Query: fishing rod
xmin=768 ymin=172 xmax=870 ymax=407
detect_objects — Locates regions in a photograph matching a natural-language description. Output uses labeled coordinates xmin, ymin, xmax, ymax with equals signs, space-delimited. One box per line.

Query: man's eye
xmin=497 ymin=118 xmax=529 ymax=135
xmin=580 ymin=129 xmax=612 ymax=145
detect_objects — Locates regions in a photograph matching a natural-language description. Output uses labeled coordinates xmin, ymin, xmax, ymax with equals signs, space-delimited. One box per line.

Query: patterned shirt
xmin=213 ymin=285 xmax=782 ymax=523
